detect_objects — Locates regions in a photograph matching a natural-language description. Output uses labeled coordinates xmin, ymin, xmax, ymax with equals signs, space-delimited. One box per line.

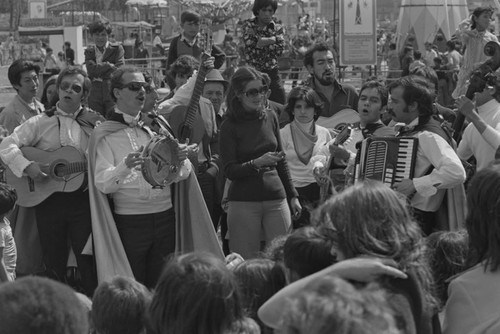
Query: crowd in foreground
xmin=1 ymin=1 xmax=500 ymax=334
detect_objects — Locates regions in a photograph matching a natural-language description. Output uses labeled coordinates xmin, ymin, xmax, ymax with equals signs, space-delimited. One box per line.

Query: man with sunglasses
xmin=87 ymin=66 xmax=215 ymax=288
xmin=0 ymin=67 xmax=104 ymax=296
xmin=455 ymin=72 xmax=500 ymax=171
xmin=85 ymin=21 xmax=125 ymax=118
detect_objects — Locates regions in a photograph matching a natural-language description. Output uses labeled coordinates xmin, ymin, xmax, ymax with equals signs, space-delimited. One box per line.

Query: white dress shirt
xmin=93 ymin=108 xmax=191 ymax=215
xmin=405 ymin=118 xmax=466 ymax=212
xmin=0 ymin=105 xmax=86 ymax=178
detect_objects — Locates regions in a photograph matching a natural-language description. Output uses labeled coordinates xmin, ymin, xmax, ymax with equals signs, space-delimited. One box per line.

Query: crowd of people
xmin=1 ymin=1 xmax=500 ymax=333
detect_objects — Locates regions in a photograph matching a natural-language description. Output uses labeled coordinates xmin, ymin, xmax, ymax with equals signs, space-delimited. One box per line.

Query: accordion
xmin=353 ymin=137 xmax=418 ymax=186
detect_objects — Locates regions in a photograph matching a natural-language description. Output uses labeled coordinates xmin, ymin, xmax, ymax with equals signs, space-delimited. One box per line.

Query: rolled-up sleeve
xmin=413 ymin=132 xmax=466 ymax=196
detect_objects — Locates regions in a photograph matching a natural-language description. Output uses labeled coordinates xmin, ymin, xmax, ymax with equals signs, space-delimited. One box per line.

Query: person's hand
xmin=256 ymin=36 xmax=276 ymax=48
xmin=327 ymin=257 xmax=408 ymax=282
xmin=313 ymin=166 xmax=329 ymax=185
xmin=329 ymin=144 xmax=350 ymax=161
xmin=177 ymin=142 xmax=189 ymax=161
xmin=254 ymin=151 xmax=285 ymax=168
xmin=125 ymin=148 xmax=144 ymax=169
xmin=202 ymin=57 xmax=215 ymax=71
xmin=24 ymin=163 xmax=48 ymax=181
xmin=456 ymin=95 xmax=478 ymax=122
xmin=393 ymin=179 xmax=416 ymax=197
xmin=290 ymin=197 xmax=302 ymax=219
xmin=225 ymin=252 xmax=244 ymax=270
xmin=186 ymin=143 xmax=199 ymax=156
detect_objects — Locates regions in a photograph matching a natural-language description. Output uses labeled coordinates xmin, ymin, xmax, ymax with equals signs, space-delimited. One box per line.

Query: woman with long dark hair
xmin=219 ymin=66 xmax=301 ymax=259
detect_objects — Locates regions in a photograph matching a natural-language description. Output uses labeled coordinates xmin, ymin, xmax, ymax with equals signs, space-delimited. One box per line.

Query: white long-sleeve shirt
xmin=404 ymin=118 xmax=466 ymax=212
xmin=0 ymin=106 xmax=86 ymax=178
xmin=94 ymin=109 xmax=191 ymax=215
xmin=457 ymin=99 xmax=500 ymax=171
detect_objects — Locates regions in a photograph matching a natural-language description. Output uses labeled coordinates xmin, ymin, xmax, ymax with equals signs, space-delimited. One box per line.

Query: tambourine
xmin=141 ymin=135 xmax=181 ymax=188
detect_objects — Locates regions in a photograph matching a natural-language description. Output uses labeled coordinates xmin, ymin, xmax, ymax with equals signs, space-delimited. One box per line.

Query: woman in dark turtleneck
xmin=219 ymin=66 xmax=301 ymax=259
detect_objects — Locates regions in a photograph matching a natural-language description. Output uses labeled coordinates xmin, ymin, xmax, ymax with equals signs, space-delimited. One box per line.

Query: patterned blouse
xmin=241 ymin=17 xmax=285 ymax=71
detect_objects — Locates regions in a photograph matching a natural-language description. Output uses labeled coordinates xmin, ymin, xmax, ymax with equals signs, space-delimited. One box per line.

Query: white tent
xmin=396 ymin=0 xmax=469 ymax=52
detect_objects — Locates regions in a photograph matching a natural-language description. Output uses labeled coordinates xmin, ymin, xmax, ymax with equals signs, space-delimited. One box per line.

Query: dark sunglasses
xmin=244 ymin=86 xmax=268 ymax=98
xmin=59 ymin=82 xmax=83 ymax=93
xmin=121 ymin=81 xmax=150 ymax=92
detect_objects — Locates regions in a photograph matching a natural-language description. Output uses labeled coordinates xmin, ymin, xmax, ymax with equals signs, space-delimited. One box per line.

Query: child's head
xmin=180 ymin=10 xmax=201 ymax=39
xmin=357 ymin=80 xmax=388 ymax=126
xmin=280 ymin=276 xmax=400 ymax=334
xmin=0 ymin=276 xmax=89 ymax=334
xmin=91 ymin=276 xmax=152 ymax=334
xmin=471 ymin=7 xmax=494 ymax=31
xmin=425 ymin=230 xmax=468 ymax=309
xmin=284 ymin=86 xmax=324 ymax=123
xmin=170 ymin=55 xmax=199 ymax=88
xmin=148 ymin=252 xmax=245 ymax=334
xmin=0 ymin=183 xmax=17 ymax=218
xmin=413 ymin=50 xmax=422 ymax=60
xmin=233 ymin=258 xmax=287 ymax=331
xmin=284 ymin=226 xmax=337 ymax=282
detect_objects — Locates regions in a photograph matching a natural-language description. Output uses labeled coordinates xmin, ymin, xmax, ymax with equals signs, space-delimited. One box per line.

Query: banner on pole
xmin=339 ymin=0 xmax=377 ymax=66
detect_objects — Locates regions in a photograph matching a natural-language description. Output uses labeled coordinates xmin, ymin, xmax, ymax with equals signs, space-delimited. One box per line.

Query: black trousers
xmin=35 ymin=190 xmax=97 ymax=296
xmin=114 ymin=208 xmax=176 ymax=289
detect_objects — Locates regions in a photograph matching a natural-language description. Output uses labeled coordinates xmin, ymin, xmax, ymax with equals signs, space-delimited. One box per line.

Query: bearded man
xmin=302 ymin=42 xmax=359 ymax=131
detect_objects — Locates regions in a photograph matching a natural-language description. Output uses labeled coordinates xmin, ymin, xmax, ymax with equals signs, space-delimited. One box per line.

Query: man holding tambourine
xmin=86 ymin=66 xmax=222 ymax=288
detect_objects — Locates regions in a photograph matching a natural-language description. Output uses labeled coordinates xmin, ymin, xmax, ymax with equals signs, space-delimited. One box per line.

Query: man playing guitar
xmin=0 ymin=67 xmax=104 ymax=296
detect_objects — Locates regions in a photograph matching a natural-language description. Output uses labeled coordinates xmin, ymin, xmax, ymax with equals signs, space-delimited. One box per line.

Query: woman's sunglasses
xmin=244 ymin=86 xmax=268 ymax=98
xmin=121 ymin=81 xmax=152 ymax=92
xmin=59 ymin=82 xmax=83 ymax=93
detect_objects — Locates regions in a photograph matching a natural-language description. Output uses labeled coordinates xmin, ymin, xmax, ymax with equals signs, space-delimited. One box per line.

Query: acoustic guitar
xmin=3 ymin=146 xmax=87 ymax=207
xmin=319 ymin=124 xmax=352 ymax=203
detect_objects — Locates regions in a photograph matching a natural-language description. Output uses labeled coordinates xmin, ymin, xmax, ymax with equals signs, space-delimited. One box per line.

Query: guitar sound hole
xmin=54 ymin=163 xmax=67 ymax=177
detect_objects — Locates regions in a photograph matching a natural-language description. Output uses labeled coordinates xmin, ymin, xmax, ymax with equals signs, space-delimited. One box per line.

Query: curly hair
xmin=148 ymin=253 xmax=245 ymax=334
xmin=312 ymin=181 xmax=436 ymax=307
xmin=0 ymin=183 xmax=17 ymax=216
xmin=280 ymin=276 xmax=400 ymax=334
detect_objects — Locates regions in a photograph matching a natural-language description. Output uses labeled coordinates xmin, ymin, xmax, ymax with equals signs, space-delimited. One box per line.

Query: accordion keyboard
xmin=356 ymin=137 xmax=418 ymax=186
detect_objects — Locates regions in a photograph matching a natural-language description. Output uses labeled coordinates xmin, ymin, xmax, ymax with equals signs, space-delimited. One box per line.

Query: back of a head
xmin=0 ymin=183 xmax=17 ymax=216
xmin=0 ymin=277 xmax=89 ymax=334
xmin=92 ymin=276 xmax=152 ymax=334
xmin=148 ymin=252 xmax=244 ymax=334
xmin=279 ymin=276 xmax=400 ymax=334
xmin=425 ymin=230 xmax=469 ymax=308
xmin=313 ymin=181 xmax=421 ymax=264
xmin=284 ymin=226 xmax=337 ymax=280
xmin=466 ymin=166 xmax=500 ymax=272
xmin=233 ymin=259 xmax=287 ymax=319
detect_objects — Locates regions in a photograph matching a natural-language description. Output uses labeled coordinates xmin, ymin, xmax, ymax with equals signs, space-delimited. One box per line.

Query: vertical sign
xmin=29 ymin=0 xmax=47 ymax=19
xmin=339 ymin=0 xmax=377 ymax=66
